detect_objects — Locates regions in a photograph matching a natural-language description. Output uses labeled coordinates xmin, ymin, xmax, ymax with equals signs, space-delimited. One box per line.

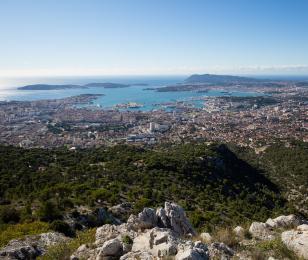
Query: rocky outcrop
xmin=132 ymin=228 xmax=178 ymax=257
xmin=281 ymin=224 xmax=308 ymax=259
xmin=265 ymin=214 xmax=302 ymax=228
xmin=0 ymin=232 xmax=69 ymax=260
xmin=249 ymin=222 xmax=274 ymax=240
xmin=71 ymin=202 xmax=203 ymax=260
xmin=164 ymin=202 xmax=196 ymax=236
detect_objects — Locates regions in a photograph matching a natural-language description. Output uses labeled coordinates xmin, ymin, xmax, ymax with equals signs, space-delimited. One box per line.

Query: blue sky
xmin=0 ymin=0 xmax=308 ymax=76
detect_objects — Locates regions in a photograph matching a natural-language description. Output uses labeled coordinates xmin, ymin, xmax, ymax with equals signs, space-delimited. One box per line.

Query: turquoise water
xmin=0 ymin=76 xmax=263 ymax=111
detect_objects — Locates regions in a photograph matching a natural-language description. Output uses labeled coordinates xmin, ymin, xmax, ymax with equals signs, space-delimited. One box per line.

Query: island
xmin=18 ymin=82 xmax=142 ymax=90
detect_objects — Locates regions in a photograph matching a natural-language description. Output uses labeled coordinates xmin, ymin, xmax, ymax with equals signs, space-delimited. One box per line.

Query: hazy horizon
xmin=1 ymin=0 xmax=308 ymax=77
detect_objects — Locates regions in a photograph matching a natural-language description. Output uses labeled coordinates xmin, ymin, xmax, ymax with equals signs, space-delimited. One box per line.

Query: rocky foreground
xmin=1 ymin=202 xmax=308 ymax=260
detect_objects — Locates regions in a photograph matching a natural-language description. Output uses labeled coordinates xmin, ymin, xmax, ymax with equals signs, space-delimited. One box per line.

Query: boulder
xmin=96 ymin=238 xmax=123 ymax=257
xmin=297 ymin=224 xmax=308 ymax=231
xmin=137 ymin=207 xmax=158 ymax=229
xmin=199 ymin=232 xmax=212 ymax=243
xmin=175 ymin=248 xmax=207 ymax=260
xmin=265 ymin=214 xmax=301 ymax=229
xmin=38 ymin=232 xmax=69 ymax=247
xmin=0 ymin=232 xmax=69 ymax=260
xmin=163 ymin=202 xmax=196 ymax=236
xmin=156 ymin=207 xmax=169 ymax=228
xmin=281 ymin=227 xmax=308 ymax=259
xmin=120 ymin=251 xmax=154 ymax=260
xmin=131 ymin=227 xmax=178 ymax=257
xmin=70 ymin=244 xmax=93 ymax=260
xmin=109 ymin=203 xmax=132 ymax=217
xmin=208 ymin=242 xmax=234 ymax=259
xmin=233 ymin=226 xmax=245 ymax=237
xmin=95 ymin=223 xmax=137 ymax=247
xmin=0 ymin=240 xmax=41 ymax=260
xmin=249 ymin=222 xmax=274 ymax=240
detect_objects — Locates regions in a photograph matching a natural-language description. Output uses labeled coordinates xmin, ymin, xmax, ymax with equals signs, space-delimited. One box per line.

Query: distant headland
xmin=18 ymin=82 xmax=148 ymax=90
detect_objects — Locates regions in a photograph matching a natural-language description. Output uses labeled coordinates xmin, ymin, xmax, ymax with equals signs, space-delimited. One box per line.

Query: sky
xmin=0 ymin=0 xmax=308 ymax=77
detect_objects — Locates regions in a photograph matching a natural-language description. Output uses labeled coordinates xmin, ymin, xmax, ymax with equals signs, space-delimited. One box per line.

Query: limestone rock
xmin=233 ymin=226 xmax=245 ymax=237
xmin=95 ymin=223 xmax=136 ymax=247
xmin=265 ymin=214 xmax=301 ymax=229
xmin=38 ymin=232 xmax=69 ymax=247
xmin=163 ymin=202 xmax=196 ymax=236
xmin=297 ymin=224 xmax=308 ymax=231
xmin=96 ymin=238 xmax=123 ymax=257
xmin=120 ymin=251 xmax=154 ymax=260
xmin=175 ymin=249 xmax=207 ymax=260
xmin=208 ymin=242 xmax=234 ymax=260
xmin=249 ymin=222 xmax=274 ymax=240
xmin=137 ymin=207 xmax=158 ymax=229
xmin=0 ymin=240 xmax=41 ymax=260
xmin=70 ymin=244 xmax=93 ymax=260
xmin=109 ymin=203 xmax=132 ymax=217
xmin=131 ymin=227 xmax=178 ymax=257
xmin=200 ymin=232 xmax=212 ymax=243
xmin=156 ymin=207 xmax=169 ymax=228
xmin=0 ymin=232 xmax=69 ymax=260
xmin=281 ymin=227 xmax=308 ymax=259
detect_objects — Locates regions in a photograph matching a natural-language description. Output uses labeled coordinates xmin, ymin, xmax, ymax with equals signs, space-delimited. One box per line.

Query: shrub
xmin=0 ymin=206 xmax=20 ymax=224
xmin=50 ymin=220 xmax=74 ymax=237
xmin=122 ymin=235 xmax=133 ymax=245
xmin=256 ymin=238 xmax=298 ymax=259
xmin=213 ymin=227 xmax=238 ymax=248
xmin=37 ymin=201 xmax=62 ymax=222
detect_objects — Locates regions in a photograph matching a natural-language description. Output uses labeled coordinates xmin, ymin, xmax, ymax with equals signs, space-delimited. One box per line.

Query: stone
xmin=249 ymin=222 xmax=274 ymax=240
xmin=164 ymin=202 xmax=196 ymax=236
xmin=95 ymin=223 xmax=136 ymax=247
xmin=38 ymin=232 xmax=69 ymax=247
xmin=131 ymin=227 xmax=178 ymax=257
xmin=233 ymin=226 xmax=245 ymax=237
xmin=120 ymin=251 xmax=154 ymax=260
xmin=297 ymin=224 xmax=308 ymax=231
xmin=208 ymin=242 xmax=234 ymax=259
xmin=281 ymin=228 xmax=308 ymax=259
xmin=96 ymin=238 xmax=123 ymax=257
xmin=265 ymin=214 xmax=301 ymax=229
xmin=175 ymin=249 xmax=207 ymax=260
xmin=156 ymin=207 xmax=169 ymax=228
xmin=0 ymin=240 xmax=41 ymax=260
xmin=0 ymin=232 xmax=69 ymax=260
xmin=109 ymin=202 xmax=132 ymax=216
xmin=70 ymin=244 xmax=93 ymax=260
xmin=200 ymin=232 xmax=212 ymax=243
xmin=137 ymin=207 xmax=158 ymax=229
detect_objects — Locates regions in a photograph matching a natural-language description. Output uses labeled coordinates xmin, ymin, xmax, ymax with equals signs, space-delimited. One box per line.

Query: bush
xmin=122 ymin=235 xmax=133 ymax=245
xmin=0 ymin=206 xmax=20 ymax=224
xmin=50 ymin=220 xmax=74 ymax=237
xmin=213 ymin=227 xmax=238 ymax=248
xmin=37 ymin=201 xmax=62 ymax=222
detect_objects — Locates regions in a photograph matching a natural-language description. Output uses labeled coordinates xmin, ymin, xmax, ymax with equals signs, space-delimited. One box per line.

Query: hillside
xmin=231 ymin=141 xmax=308 ymax=217
xmin=0 ymin=143 xmax=291 ymax=232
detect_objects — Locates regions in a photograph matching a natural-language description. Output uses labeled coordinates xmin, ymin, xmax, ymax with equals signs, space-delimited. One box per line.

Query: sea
xmin=0 ymin=75 xmax=267 ymax=111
